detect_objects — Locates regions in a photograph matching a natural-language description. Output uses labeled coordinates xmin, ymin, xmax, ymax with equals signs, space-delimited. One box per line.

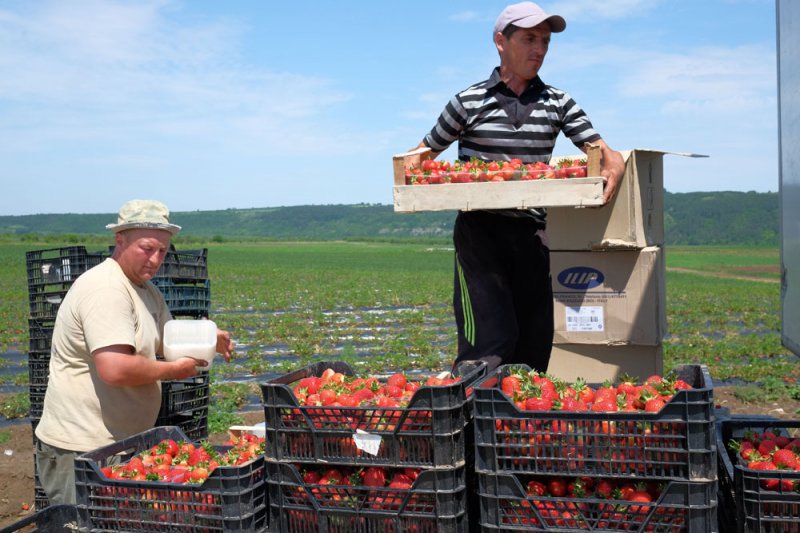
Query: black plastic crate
xmin=25 ymin=246 xmax=107 ymax=290
xmin=0 ymin=504 xmax=77 ymax=533
xmin=155 ymin=407 xmax=209 ymax=442
xmin=29 ymin=383 xmax=47 ymax=419
xmin=32 ymin=454 xmax=50 ymax=510
xmin=261 ymin=360 xmax=486 ymax=468
xmin=74 ymin=426 xmax=267 ymax=533
xmin=473 ymin=364 xmax=716 ymax=481
xmin=27 ymin=288 xmax=69 ymax=320
xmin=159 ymin=374 xmax=210 ymax=414
xmin=477 ymin=471 xmax=717 ymax=532
xmin=28 ymin=318 xmax=55 ymax=352
xmin=267 ymin=461 xmax=467 ymax=533
xmin=28 ymin=350 xmax=50 ymax=386
xmin=155 ymin=248 xmax=208 ymax=282
xmin=717 ymin=417 xmax=800 ymax=533
xmin=154 ymin=279 xmax=212 ymax=315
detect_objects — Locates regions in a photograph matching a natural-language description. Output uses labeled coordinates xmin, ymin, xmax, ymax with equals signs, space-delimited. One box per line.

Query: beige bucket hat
xmin=105 ymin=199 xmax=181 ymax=235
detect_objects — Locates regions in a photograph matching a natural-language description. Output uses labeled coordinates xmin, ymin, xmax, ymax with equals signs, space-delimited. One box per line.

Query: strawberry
xmin=757 ymin=439 xmax=778 ymax=457
xmin=361 ymin=467 xmax=387 ymax=488
xmin=527 ymin=480 xmax=547 ymax=496
xmin=388 ymin=473 xmax=413 ymax=490
xmin=772 ymin=448 xmax=798 ymax=469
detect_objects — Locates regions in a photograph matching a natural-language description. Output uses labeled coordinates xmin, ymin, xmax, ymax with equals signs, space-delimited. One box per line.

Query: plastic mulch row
xmin=472 ymin=364 xmax=716 ymax=481
xmin=477 ymin=471 xmax=717 ymax=532
xmin=266 ymin=461 xmax=467 ymax=533
xmin=717 ymin=416 xmax=800 ymax=533
xmin=261 ymin=360 xmax=486 ymax=468
xmin=74 ymin=426 xmax=267 ymax=533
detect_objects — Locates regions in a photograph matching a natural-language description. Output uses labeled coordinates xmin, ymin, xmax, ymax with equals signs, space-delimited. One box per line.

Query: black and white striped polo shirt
xmin=423 ymin=67 xmax=601 ymax=222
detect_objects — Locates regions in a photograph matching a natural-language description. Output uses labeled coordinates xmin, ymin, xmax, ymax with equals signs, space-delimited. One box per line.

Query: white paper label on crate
xmin=565 ymin=306 xmax=604 ymax=332
xmin=353 ymin=429 xmax=382 ymax=456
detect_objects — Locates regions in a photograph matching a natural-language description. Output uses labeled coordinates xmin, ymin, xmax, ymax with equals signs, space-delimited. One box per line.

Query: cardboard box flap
xmin=625 ymin=149 xmax=708 ymax=158
xmin=548 ymin=148 xmax=709 ymax=250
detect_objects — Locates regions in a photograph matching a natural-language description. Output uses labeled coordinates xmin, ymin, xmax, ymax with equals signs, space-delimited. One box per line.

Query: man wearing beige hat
xmin=412 ymin=2 xmax=625 ymax=373
xmin=34 ymin=199 xmax=234 ymax=505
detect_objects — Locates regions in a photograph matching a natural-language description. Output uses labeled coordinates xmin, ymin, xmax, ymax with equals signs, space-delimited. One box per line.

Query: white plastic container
xmin=163 ymin=319 xmax=217 ymax=369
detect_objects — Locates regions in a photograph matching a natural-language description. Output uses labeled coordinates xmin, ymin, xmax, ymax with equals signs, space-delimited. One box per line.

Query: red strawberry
xmin=361 ymin=467 xmax=387 ymax=488
xmin=772 ymin=448 xmax=798 ymax=469
xmin=758 ymin=439 xmax=778 ymax=457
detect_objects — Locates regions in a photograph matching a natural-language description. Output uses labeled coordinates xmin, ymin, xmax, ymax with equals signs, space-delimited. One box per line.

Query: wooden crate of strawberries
xmin=392 ymin=144 xmax=605 ymax=213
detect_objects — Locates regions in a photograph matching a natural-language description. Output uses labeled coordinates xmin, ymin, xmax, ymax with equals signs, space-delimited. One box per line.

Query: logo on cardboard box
xmin=557 ymin=266 xmax=604 ymax=290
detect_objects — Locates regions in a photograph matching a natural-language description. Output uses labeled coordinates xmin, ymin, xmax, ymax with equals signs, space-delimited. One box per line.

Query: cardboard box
xmin=547 ymin=343 xmax=663 ymax=383
xmin=547 ymin=149 xmax=704 ymax=250
xmin=551 ymin=246 xmax=666 ymax=346
xmin=392 ymin=146 xmax=604 ymax=213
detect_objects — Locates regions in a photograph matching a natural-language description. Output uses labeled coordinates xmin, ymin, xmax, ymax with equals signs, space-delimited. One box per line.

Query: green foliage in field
xmin=0 ymin=190 xmax=779 ymax=245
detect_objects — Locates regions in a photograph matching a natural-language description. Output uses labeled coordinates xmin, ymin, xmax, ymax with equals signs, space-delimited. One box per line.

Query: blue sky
xmin=0 ymin=0 xmax=778 ymax=216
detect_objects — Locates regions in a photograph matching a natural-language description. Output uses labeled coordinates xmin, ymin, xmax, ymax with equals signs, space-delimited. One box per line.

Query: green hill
xmin=0 ymin=191 xmax=779 ymax=246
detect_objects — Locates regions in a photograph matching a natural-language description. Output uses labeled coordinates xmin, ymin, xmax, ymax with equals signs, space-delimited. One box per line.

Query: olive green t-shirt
xmin=35 ymin=258 xmax=171 ymax=452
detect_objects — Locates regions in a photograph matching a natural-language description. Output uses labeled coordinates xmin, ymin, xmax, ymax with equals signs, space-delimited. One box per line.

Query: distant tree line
xmin=0 ymin=192 xmax=779 ymax=246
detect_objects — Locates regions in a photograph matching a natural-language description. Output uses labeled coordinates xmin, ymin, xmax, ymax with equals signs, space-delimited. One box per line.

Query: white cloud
xmin=617 ymin=45 xmax=776 ymax=114
xmin=551 ymin=0 xmax=663 ymax=21
xmin=0 ymin=0 xmax=356 ymax=157
xmin=448 ymin=10 xmax=483 ymax=23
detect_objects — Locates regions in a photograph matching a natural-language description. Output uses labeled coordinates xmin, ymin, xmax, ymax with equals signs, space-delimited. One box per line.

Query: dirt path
xmin=666 ymin=266 xmax=779 ymax=284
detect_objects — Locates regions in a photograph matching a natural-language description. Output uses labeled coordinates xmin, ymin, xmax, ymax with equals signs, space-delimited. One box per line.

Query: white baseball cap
xmin=494 ymin=2 xmax=566 ymax=34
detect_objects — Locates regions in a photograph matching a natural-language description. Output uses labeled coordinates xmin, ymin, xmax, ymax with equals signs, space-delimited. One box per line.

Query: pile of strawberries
xmin=499 ymin=368 xmax=693 ymax=413
xmin=405 ymin=157 xmax=588 ymax=185
xmin=100 ymin=432 xmax=265 ymax=485
xmin=295 ymin=465 xmax=423 ymax=509
xmin=502 ymin=476 xmax=687 ymax=529
xmin=285 ymin=368 xmax=463 ymax=433
xmin=291 ymin=368 xmax=457 ymax=410
xmin=729 ymin=429 xmax=800 ymax=491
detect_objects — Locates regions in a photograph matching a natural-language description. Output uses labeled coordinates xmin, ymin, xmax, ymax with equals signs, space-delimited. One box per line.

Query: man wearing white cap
xmin=413 ymin=2 xmax=625 ymax=372
xmin=34 ymin=199 xmax=234 ymax=504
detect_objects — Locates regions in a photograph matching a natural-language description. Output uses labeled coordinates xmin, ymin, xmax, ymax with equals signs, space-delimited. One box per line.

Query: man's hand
xmin=172 ymin=357 xmax=205 ymax=379
xmin=216 ymin=329 xmax=234 ymax=362
xmin=94 ymin=345 xmax=205 ymax=386
xmin=591 ymin=139 xmax=625 ymax=204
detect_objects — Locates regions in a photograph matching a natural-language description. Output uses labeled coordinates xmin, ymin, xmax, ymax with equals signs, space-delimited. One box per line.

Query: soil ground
xmin=2 ymin=392 xmax=799 ymax=529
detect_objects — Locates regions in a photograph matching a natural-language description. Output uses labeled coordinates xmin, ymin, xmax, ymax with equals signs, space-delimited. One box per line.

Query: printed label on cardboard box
xmin=565 ymin=306 xmax=604 ymax=332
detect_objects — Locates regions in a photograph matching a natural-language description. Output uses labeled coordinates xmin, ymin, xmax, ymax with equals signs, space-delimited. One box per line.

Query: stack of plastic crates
xmin=151 ymin=247 xmax=212 ymax=439
xmin=24 ymin=245 xmax=213 ymax=507
xmin=152 ymin=247 xmax=210 ymax=319
xmin=156 ymin=374 xmax=211 ymax=441
xmin=25 ymin=246 xmax=108 ymax=510
xmin=717 ymin=417 xmax=800 ymax=533
xmin=260 ymin=360 xmax=486 ymax=532
xmin=472 ymin=364 xmax=719 ymax=532
xmin=73 ymin=426 xmax=267 ymax=532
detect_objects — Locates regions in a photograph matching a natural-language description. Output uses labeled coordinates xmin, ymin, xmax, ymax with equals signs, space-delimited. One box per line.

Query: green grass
xmin=1 ymin=240 xmax=797 ymax=420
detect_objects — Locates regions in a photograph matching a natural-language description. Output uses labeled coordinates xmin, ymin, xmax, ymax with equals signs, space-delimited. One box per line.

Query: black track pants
xmin=452 ymin=211 xmax=553 ymax=372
